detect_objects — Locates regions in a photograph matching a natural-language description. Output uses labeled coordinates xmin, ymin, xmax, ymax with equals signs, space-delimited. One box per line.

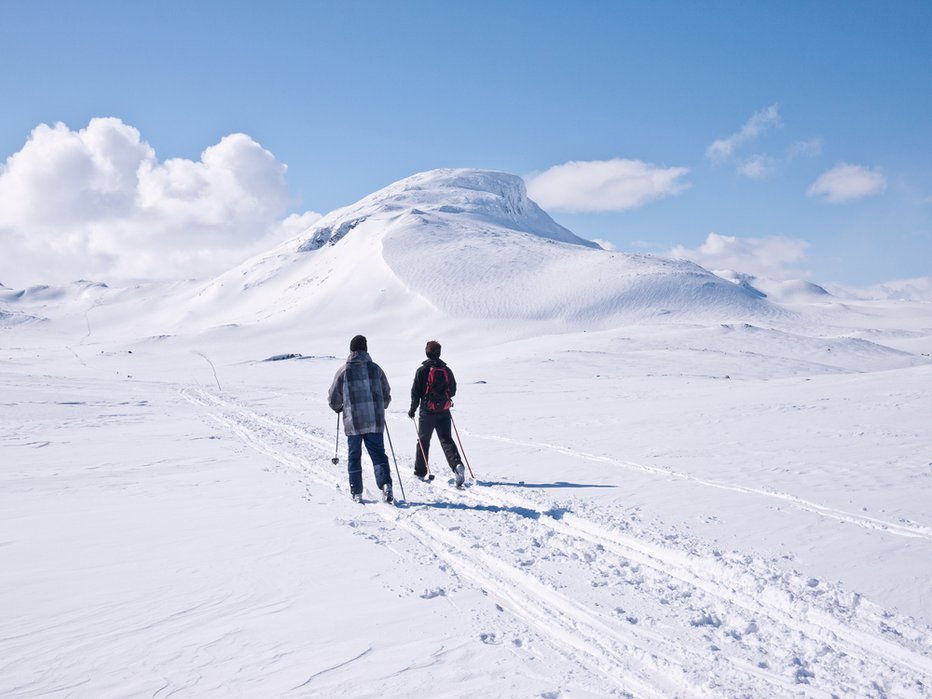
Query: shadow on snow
xmin=396 ymin=499 xmax=572 ymax=520
xmin=476 ymin=480 xmax=616 ymax=490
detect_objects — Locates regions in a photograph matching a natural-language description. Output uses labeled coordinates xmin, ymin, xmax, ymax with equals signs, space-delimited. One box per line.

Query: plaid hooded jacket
xmin=328 ymin=351 xmax=392 ymax=436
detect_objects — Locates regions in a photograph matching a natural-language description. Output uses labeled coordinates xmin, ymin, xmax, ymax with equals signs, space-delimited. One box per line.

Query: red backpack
xmin=424 ymin=366 xmax=452 ymax=411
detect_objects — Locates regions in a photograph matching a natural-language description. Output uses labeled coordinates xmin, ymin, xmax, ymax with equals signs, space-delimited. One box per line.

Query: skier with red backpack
xmin=407 ymin=340 xmax=466 ymax=487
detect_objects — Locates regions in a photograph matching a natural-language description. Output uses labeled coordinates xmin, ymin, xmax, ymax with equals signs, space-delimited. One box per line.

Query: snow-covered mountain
xmin=175 ymin=169 xmax=777 ymax=333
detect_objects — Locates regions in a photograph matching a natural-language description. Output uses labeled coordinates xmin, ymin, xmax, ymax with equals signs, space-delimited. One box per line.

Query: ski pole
xmin=411 ymin=416 xmax=433 ymax=480
xmin=331 ymin=412 xmax=341 ymax=464
xmin=449 ymin=411 xmax=475 ymax=479
xmin=384 ymin=421 xmax=406 ymax=502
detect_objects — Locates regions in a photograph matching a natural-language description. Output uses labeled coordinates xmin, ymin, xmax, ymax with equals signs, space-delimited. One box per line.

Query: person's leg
xmin=346 ymin=434 xmax=363 ymax=495
xmin=435 ymin=413 xmax=462 ymax=472
xmin=362 ymin=431 xmax=391 ymax=489
xmin=413 ymin=433 xmax=429 ymax=477
xmin=414 ymin=412 xmax=436 ymax=476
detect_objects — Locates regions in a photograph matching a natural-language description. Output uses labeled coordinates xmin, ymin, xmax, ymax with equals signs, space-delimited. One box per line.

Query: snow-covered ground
xmin=2 ymin=170 xmax=931 ymax=697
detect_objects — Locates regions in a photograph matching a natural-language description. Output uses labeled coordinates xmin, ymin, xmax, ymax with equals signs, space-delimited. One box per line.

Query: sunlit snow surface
xmin=2 ymin=170 xmax=932 ymax=697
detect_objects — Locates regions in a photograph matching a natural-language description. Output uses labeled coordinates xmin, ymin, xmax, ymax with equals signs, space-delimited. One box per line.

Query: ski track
xmin=450 ymin=483 xmax=932 ymax=681
xmin=180 ymin=388 xmax=932 ymax=698
xmin=471 ymin=432 xmax=932 ymax=543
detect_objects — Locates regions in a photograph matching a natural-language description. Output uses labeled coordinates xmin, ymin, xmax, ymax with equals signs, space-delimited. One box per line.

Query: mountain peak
xmin=297 ymin=168 xmax=599 ymax=252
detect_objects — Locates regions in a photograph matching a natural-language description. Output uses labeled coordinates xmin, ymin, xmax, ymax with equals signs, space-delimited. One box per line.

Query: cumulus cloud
xmin=807 ymin=162 xmax=887 ymax=204
xmin=0 ymin=118 xmax=320 ymax=286
xmin=706 ymin=104 xmax=781 ymax=162
xmin=525 ymin=158 xmax=689 ymax=213
xmin=670 ymin=232 xmax=810 ymax=279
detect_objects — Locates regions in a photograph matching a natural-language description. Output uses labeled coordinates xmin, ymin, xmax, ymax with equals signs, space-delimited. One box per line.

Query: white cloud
xmin=706 ymin=104 xmax=781 ymax=162
xmin=736 ymin=138 xmax=820 ymax=178
xmin=524 ymin=158 xmax=689 ymax=213
xmin=788 ymin=138 xmax=823 ymax=160
xmin=864 ymin=277 xmax=932 ymax=302
xmin=0 ymin=118 xmax=320 ymax=286
xmin=807 ymin=162 xmax=887 ymax=204
xmin=592 ymin=239 xmax=617 ymax=251
xmin=670 ymin=232 xmax=810 ymax=279
xmin=736 ymin=154 xmax=778 ymax=179
xmin=827 ymin=276 xmax=932 ymax=302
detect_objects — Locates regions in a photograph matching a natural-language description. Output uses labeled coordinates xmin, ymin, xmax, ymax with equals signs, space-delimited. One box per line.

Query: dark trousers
xmin=347 ymin=431 xmax=391 ymax=495
xmin=414 ymin=411 xmax=461 ymax=476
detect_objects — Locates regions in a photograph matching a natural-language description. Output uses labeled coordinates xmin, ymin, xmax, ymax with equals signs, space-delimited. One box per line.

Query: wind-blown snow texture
xmin=2 ymin=169 xmax=932 ymax=697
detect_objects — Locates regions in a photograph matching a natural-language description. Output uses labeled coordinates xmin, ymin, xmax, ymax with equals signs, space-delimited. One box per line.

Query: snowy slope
xmin=0 ymin=307 xmax=43 ymax=327
xmin=0 ymin=280 xmax=113 ymax=327
xmin=3 ymin=317 xmax=931 ymax=697
xmin=2 ymin=169 xmax=932 ymax=698
xmin=713 ymin=269 xmax=832 ymax=303
xmin=169 ymin=169 xmax=777 ymax=335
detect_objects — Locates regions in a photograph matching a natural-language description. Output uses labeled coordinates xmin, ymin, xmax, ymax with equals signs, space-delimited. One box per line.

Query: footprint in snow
xmin=420 ymin=587 xmax=446 ymax=599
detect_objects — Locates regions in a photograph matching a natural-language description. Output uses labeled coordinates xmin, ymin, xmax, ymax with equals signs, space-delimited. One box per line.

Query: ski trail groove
xmin=472 ymin=432 xmax=932 ymax=542
xmin=181 ymin=388 xmax=932 ymax=698
xmin=183 ymin=389 xmax=704 ymax=694
xmin=396 ymin=513 xmax=693 ymax=697
xmin=449 ymin=477 xmax=932 ymax=683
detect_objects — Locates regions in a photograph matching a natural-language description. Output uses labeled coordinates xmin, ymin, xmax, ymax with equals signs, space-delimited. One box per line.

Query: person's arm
xmin=447 ymin=365 xmax=457 ymax=399
xmin=328 ymin=367 xmax=345 ymax=412
xmin=380 ymin=368 xmax=391 ymax=409
xmin=408 ymin=367 xmax=423 ymax=416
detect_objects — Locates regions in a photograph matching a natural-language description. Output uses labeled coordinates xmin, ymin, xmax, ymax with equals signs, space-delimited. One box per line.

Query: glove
xmin=407 ymin=409 xmax=415 ymax=419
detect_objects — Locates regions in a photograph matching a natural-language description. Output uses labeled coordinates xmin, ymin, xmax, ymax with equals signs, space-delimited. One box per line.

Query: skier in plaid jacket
xmin=328 ymin=335 xmax=393 ymax=502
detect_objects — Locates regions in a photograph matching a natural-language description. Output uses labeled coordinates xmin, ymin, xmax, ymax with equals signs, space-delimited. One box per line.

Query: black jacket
xmin=409 ymin=358 xmax=457 ymax=414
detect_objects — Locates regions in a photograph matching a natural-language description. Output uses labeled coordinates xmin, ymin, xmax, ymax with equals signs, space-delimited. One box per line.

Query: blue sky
xmin=0 ymin=0 xmax=930 ymax=287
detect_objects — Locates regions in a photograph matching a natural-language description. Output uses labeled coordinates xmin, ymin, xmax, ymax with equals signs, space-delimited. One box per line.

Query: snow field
xmin=177 ymin=374 xmax=932 ymax=697
xmin=3 ymin=167 xmax=932 ymax=697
